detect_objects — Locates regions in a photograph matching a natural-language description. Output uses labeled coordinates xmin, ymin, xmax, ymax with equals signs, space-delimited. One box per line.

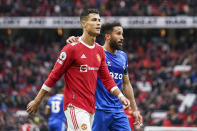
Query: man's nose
xmin=97 ymin=21 xmax=101 ymax=26
xmin=120 ymin=35 xmax=124 ymax=40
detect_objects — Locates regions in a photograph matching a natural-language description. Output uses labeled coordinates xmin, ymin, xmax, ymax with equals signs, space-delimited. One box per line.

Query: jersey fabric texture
xmin=44 ymin=39 xmax=117 ymax=114
xmin=93 ymin=50 xmax=131 ymax=131
xmin=95 ymin=50 xmax=128 ymax=112
xmin=47 ymin=94 xmax=66 ymax=131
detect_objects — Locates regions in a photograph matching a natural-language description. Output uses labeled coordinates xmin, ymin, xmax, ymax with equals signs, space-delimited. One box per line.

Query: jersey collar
xmin=103 ymin=46 xmax=117 ymax=55
xmin=79 ymin=37 xmax=95 ymax=49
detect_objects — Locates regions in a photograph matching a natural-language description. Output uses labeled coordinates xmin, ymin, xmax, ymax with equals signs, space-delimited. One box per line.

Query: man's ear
xmin=81 ymin=20 xmax=87 ymax=29
xmin=105 ymin=34 xmax=111 ymax=40
xmin=81 ymin=21 xmax=85 ymax=28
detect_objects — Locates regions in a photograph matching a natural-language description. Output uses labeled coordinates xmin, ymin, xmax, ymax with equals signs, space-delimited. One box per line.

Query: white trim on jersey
xmin=41 ymin=84 xmax=52 ymax=92
xmin=110 ymin=86 xmax=118 ymax=93
xmin=78 ymin=37 xmax=95 ymax=49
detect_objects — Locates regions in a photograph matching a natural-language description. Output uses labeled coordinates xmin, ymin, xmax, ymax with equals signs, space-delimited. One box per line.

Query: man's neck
xmin=81 ymin=32 xmax=96 ymax=46
xmin=103 ymin=42 xmax=116 ymax=54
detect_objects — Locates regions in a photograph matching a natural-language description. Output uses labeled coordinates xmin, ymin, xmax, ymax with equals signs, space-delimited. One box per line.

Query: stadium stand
xmin=0 ymin=0 xmax=197 ymax=16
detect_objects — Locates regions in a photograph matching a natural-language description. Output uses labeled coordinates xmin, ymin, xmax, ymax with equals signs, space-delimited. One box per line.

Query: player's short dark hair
xmin=80 ymin=9 xmax=99 ymax=21
xmin=101 ymin=22 xmax=122 ymax=35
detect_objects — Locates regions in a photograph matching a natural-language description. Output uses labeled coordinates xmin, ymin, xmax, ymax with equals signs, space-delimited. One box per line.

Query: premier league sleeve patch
xmin=57 ymin=52 xmax=67 ymax=64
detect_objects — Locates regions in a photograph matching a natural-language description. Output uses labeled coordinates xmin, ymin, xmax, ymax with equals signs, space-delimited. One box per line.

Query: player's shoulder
xmin=54 ymin=94 xmax=64 ymax=100
xmin=49 ymin=95 xmax=62 ymax=102
xmin=62 ymin=42 xmax=81 ymax=50
xmin=95 ymin=43 xmax=104 ymax=52
xmin=117 ymin=50 xmax=127 ymax=56
xmin=70 ymin=41 xmax=81 ymax=47
xmin=49 ymin=95 xmax=56 ymax=100
xmin=117 ymin=50 xmax=128 ymax=60
xmin=48 ymin=95 xmax=53 ymax=102
xmin=95 ymin=42 xmax=102 ymax=47
xmin=95 ymin=43 xmax=106 ymax=57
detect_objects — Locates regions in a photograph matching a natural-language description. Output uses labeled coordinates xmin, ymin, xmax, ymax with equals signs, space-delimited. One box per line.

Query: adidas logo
xmin=81 ymin=54 xmax=87 ymax=59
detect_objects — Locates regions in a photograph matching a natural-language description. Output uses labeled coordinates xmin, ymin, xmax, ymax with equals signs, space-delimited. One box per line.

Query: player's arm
xmin=122 ymin=75 xmax=138 ymax=111
xmin=122 ymin=74 xmax=143 ymax=127
xmin=27 ymin=45 xmax=74 ymax=114
xmin=27 ymin=89 xmax=48 ymax=114
xmin=45 ymin=105 xmax=50 ymax=116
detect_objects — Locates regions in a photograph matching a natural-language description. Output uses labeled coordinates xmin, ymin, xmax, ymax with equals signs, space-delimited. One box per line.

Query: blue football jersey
xmin=95 ymin=50 xmax=128 ymax=112
xmin=47 ymin=94 xmax=66 ymax=122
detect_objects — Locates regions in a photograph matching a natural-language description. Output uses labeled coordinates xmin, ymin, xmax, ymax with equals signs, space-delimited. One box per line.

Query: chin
xmin=94 ymin=30 xmax=100 ymax=34
xmin=89 ymin=31 xmax=100 ymax=37
xmin=93 ymin=32 xmax=100 ymax=36
xmin=117 ymin=46 xmax=123 ymax=50
xmin=95 ymin=32 xmax=100 ymax=35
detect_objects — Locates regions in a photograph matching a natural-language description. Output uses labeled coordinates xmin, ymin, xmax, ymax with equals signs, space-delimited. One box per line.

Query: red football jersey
xmin=43 ymin=39 xmax=117 ymax=113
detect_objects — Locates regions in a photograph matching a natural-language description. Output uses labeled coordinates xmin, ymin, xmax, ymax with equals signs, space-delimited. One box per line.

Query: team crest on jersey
xmin=81 ymin=123 xmax=87 ymax=130
xmin=96 ymin=54 xmax=101 ymax=62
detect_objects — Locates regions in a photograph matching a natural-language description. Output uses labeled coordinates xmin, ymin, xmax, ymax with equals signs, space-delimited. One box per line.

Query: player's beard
xmin=110 ymin=39 xmax=123 ymax=50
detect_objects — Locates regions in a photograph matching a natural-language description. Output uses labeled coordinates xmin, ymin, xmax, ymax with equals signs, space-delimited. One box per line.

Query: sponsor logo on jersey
xmin=81 ymin=54 xmax=87 ymax=59
xmin=80 ymin=65 xmax=88 ymax=72
xmin=80 ymin=65 xmax=99 ymax=72
xmin=57 ymin=52 xmax=66 ymax=64
xmin=110 ymin=72 xmax=123 ymax=79
xmin=81 ymin=123 xmax=87 ymax=130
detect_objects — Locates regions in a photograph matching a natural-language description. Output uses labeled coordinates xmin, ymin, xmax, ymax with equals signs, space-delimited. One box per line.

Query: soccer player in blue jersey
xmin=66 ymin=22 xmax=143 ymax=131
xmin=45 ymin=87 xmax=66 ymax=131
xmin=92 ymin=22 xmax=143 ymax=131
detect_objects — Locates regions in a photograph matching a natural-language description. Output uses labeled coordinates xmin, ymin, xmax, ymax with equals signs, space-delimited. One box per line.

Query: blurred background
xmin=0 ymin=0 xmax=197 ymax=131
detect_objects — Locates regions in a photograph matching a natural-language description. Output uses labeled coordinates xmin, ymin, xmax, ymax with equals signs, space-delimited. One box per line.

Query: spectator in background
xmin=19 ymin=118 xmax=40 ymax=131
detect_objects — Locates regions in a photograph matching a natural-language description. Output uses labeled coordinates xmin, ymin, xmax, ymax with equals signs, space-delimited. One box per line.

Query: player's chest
xmin=73 ymin=49 xmax=101 ymax=68
xmin=106 ymin=55 xmax=126 ymax=73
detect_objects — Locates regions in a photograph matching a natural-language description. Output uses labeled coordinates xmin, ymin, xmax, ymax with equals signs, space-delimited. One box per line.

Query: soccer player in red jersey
xmin=67 ymin=22 xmax=143 ymax=131
xmin=26 ymin=9 xmax=130 ymax=131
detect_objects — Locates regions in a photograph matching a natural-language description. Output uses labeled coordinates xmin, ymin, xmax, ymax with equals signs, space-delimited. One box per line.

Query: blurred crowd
xmin=0 ymin=29 xmax=65 ymax=130
xmin=0 ymin=0 xmax=197 ymax=16
xmin=124 ymin=29 xmax=197 ymax=127
xmin=0 ymin=29 xmax=197 ymax=130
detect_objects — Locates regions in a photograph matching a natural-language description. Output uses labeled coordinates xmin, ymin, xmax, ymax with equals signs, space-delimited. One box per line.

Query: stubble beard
xmin=110 ymin=39 xmax=123 ymax=50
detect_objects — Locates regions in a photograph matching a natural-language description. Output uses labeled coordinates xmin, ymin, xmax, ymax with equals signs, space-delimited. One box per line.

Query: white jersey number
xmin=51 ymin=101 xmax=61 ymax=113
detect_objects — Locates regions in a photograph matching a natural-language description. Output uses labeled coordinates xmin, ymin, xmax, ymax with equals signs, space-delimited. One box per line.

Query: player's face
xmin=110 ymin=26 xmax=124 ymax=50
xmin=84 ymin=13 xmax=101 ymax=36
